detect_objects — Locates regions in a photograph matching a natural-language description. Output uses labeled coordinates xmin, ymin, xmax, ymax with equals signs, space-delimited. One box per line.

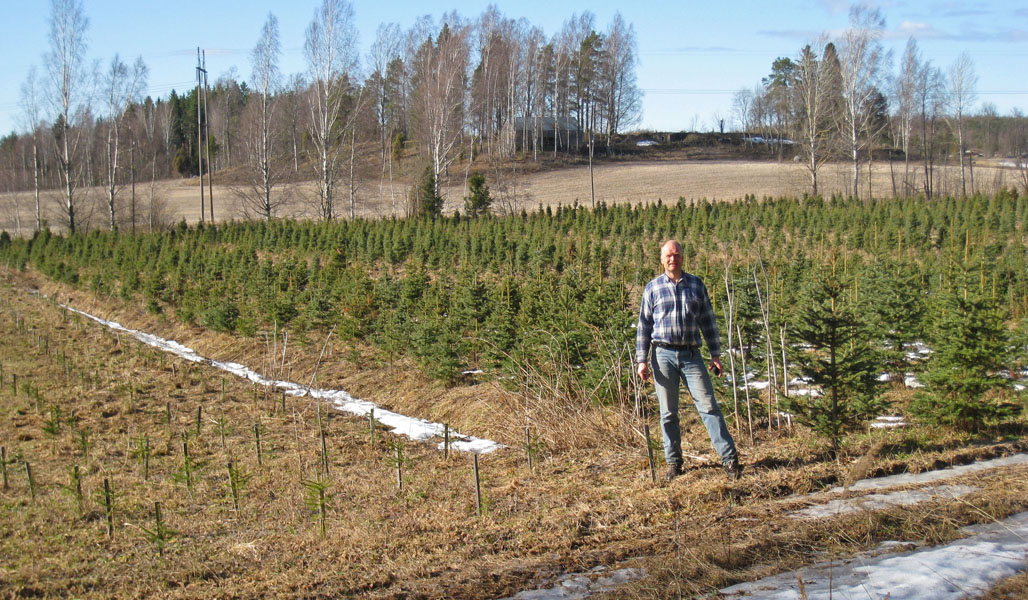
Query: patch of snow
xmin=788 ymin=484 xmax=978 ymax=520
xmin=903 ymin=373 xmax=923 ymax=388
xmin=60 ymin=303 xmax=503 ymax=454
xmin=744 ymin=136 xmax=795 ymax=145
xmin=830 ymin=454 xmax=1028 ymax=494
xmin=504 ymin=567 xmax=645 ymax=600
xmin=870 ymin=415 xmax=908 ymax=429
xmin=721 ymin=511 xmax=1028 ymax=599
xmin=635 ymin=140 xmax=657 ymax=147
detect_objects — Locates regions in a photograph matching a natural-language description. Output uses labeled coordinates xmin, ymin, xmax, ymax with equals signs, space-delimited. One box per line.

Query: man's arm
xmin=696 ymin=282 xmax=724 ymax=377
xmin=697 ymin=282 xmax=721 ymax=359
xmin=636 ymin=284 xmax=654 ymax=381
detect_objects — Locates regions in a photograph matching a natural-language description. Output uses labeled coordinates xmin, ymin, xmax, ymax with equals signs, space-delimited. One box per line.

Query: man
xmin=636 ymin=240 xmax=742 ymax=481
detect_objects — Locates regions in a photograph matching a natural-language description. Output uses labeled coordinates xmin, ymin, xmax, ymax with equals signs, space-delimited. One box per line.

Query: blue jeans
xmin=652 ymin=346 xmax=738 ymax=466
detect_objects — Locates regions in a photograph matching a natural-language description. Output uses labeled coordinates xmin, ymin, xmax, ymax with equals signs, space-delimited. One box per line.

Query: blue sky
xmin=1 ymin=0 xmax=1026 ymax=136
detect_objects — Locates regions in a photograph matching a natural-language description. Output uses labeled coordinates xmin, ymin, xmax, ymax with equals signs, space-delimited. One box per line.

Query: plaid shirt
xmin=636 ymin=272 xmax=721 ymax=362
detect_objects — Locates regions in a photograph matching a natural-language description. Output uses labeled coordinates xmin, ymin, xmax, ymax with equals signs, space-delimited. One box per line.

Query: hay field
xmin=0 ymin=159 xmax=1021 ymax=234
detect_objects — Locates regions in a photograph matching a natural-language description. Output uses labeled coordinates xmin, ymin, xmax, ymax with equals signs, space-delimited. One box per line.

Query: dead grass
xmin=1 ymin=268 xmax=1027 ymax=598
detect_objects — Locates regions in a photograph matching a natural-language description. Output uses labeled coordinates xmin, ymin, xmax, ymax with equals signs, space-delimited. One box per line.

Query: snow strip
xmin=788 ymin=484 xmax=979 ymax=520
xmin=779 ymin=454 xmax=1028 ymax=511
xmin=502 ymin=566 xmax=646 ymax=600
xmin=830 ymin=454 xmax=1028 ymax=494
xmin=60 ymin=303 xmax=502 ymax=454
xmin=721 ymin=511 xmax=1028 ymax=599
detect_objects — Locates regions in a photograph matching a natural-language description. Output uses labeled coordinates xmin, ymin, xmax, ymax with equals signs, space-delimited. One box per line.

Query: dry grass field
xmin=1 ymin=158 xmax=1023 ymax=234
xmin=1 ymin=269 xmax=1027 ymax=598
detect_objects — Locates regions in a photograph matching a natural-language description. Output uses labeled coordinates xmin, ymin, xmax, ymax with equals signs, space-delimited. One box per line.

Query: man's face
xmin=661 ymin=243 xmax=683 ymax=275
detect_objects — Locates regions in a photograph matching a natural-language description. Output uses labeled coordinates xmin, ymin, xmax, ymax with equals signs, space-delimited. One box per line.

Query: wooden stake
xmin=443 ymin=423 xmax=450 ymax=459
xmin=525 ymin=426 xmax=533 ymax=470
xmin=318 ymin=404 xmax=329 ymax=477
xmin=196 ymin=405 xmax=203 ymax=437
xmin=154 ymin=501 xmax=164 ymax=556
xmin=644 ymin=424 xmax=656 ymax=483
xmin=25 ymin=462 xmax=35 ymax=502
xmin=395 ymin=445 xmax=403 ymax=491
xmin=73 ymin=465 xmax=83 ymax=513
xmin=254 ymin=423 xmax=263 ymax=468
xmin=368 ymin=408 xmax=375 ymax=445
xmin=104 ymin=478 xmax=114 ymax=539
xmin=227 ymin=461 xmax=239 ymax=511
xmin=473 ymin=454 xmax=482 ymax=516
xmin=1 ymin=447 xmax=7 ymax=490
xmin=182 ymin=441 xmax=192 ymax=489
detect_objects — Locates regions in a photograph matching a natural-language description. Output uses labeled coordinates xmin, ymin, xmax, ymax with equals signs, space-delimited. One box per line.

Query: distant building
xmin=509 ymin=117 xmax=582 ymax=152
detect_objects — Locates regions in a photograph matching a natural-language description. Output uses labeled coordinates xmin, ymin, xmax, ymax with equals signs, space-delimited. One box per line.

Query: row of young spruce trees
xmin=2 ymin=190 xmax=1026 ymax=451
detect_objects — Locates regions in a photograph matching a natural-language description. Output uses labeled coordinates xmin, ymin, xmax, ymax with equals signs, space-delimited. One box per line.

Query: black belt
xmin=652 ymin=342 xmax=698 ymax=351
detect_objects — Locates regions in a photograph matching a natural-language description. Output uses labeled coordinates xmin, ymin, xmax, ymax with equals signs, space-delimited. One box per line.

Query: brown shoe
xmin=724 ymin=459 xmax=742 ymax=480
xmin=665 ymin=463 xmax=682 ymax=481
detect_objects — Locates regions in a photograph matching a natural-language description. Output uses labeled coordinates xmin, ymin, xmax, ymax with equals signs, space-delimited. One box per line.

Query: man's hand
xmin=637 ymin=362 xmax=650 ymax=382
xmin=709 ymin=358 xmax=723 ymax=378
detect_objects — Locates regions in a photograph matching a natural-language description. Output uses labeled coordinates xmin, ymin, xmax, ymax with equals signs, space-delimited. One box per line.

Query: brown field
xmin=1 ymin=269 xmax=1027 ymax=598
xmin=1 ymin=158 xmax=1022 ymax=234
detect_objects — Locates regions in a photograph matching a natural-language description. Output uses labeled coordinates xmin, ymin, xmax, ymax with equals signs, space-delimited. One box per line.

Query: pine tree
xmin=464 ymin=173 xmax=491 ymax=217
xmin=865 ymin=261 xmax=926 ymax=381
xmin=912 ymin=293 xmax=1012 ymax=430
xmin=784 ymin=268 xmax=883 ymax=457
xmin=416 ymin=166 xmax=444 ymax=217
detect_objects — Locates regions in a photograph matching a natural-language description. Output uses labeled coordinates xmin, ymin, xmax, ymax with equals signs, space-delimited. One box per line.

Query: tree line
xmin=0 ymin=0 xmax=641 ymax=233
xmin=734 ymin=5 xmax=1028 ymax=201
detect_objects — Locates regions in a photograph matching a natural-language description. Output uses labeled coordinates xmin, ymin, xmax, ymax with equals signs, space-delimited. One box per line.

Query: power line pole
xmin=196 ymin=48 xmax=206 ymax=223
xmin=203 ymin=50 xmax=214 ymax=222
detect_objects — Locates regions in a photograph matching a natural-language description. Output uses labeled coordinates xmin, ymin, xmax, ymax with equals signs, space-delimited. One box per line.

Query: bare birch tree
xmin=946 ymin=52 xmax=978 ymax=197
xmin=601 ymin=12 xmax=642 ymax=145
xmin=892 ymin=38 xmax=922 ymax=196
xmin=304 ymin=0 xmax=358 ymax=221
xmin=369 ymin=22 xmax=402 ymax=206
xmin=101 ymin=54 xmax=147 ymax=230
xmin=411 ymin=17 xmax=470 ymax=202
xmin=837 ymin=5 xmax=887 ymax=200
xmin=19 ymin=67 xmax=45 ymax=232
xmin=44 ymin=0 xmax=92 ymax=233
xmin=794 ymin=38 xmax=840 ymax=196
xmin=241 ymin=12 xmax=285 ymax=220
xmin=917 ymin=63 xmax=945 ymax=198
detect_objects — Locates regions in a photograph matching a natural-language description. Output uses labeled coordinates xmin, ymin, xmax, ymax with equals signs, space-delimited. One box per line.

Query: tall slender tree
xmin=304 ymin=0 xmax=358 ymax=221
xmin=19 ymin=66 xmax=44 ymax=232
xmin=101 ymin=54 xmax=147 ymax=230
xmin=411 ymin=17 xmax=470 ymax=206
xmin=241 ymin=12 xmax=284 ymax=220
xmin=601 ymin=13 xmax=641 ymax=146
xmin=946 ymin=53 xmax=978 ymax=198
xmin=892 ymin=38 xmax=921 ymax=196
xmin=44 ymin=0 xmax=92 ymax=233
xmin=794 ymin=38 xmax=840 ymax=196
xmin=838 ymin=5 xmax=887 ymax=200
